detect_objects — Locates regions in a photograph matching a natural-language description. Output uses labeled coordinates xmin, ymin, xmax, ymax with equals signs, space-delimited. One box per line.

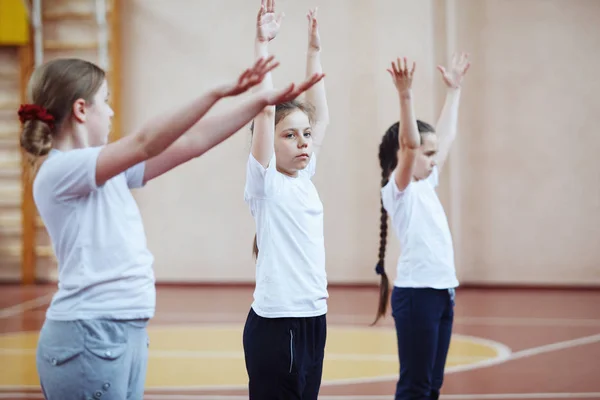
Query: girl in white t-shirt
xmin=373 ymin=54 xmax=470 ymax=399
xmin=242 ymin=1 xmax=329 ymax=398
xmin=19 ymin=55 xmax=315 ymax=400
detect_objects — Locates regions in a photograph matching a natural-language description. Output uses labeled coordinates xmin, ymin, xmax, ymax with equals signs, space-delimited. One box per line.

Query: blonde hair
xmin=19 ymin=58 xmax=105 ymax=161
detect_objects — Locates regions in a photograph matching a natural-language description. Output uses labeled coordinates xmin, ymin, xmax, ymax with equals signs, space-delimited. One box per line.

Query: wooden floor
xmin=1 ymin=284 xmax=599 ymax=399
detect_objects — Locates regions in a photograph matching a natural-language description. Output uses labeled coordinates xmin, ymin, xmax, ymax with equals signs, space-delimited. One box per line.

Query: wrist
xmin=398 ymin=89 xmax=412 ymax=100
xmin=255 ymin=37 xmax=270 ymax=46
xmin=212 ymin=84 xmax=231 ymax=99
xmin=307 ymin=47 xmax=321 ymax=55
xmin=446 ymin=87 xmax=461 ymax=98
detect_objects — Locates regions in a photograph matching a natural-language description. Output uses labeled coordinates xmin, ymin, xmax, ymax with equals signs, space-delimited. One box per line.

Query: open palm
xmin=222 ymin=56 xmax=279 ymax=97
xmin=307 ymin=7 xmax=320 ymax=51
xmin=387 ymin=57 xmax=416 ymax=93
xmin=256 ymin=0 xmax=284 ymax=42
xmin=437 ymin=52 xmax=471 ymax=89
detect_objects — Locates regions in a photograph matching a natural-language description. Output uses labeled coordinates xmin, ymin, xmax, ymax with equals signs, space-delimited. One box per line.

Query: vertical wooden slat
xmin=19 ymin=41 xmax=35 ymax=285
xmin=108 ymin=0 xmax=121 ymax=142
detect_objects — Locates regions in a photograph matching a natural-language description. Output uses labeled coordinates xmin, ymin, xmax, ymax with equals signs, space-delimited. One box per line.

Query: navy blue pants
xmin=243 ymin=307 xmax=327 ymax=400
xmin=391 ymin=287 xmax=455 ymax=400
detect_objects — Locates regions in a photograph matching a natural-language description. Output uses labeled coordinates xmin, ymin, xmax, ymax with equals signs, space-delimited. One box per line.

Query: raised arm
xmin=388 ymin=58 xmax=419 ymax=192
xmin=95 ymin=57 xmax=276 ymax=187
xmin=142 ymin=76 xmax=324 ymax=183
xmin=251 ymin=0 xmax=283 ymax=168
xmin=433 ymin=52 xmax=470 ymax=172
xmin=305 ymin=7 xmax=329 ymax=155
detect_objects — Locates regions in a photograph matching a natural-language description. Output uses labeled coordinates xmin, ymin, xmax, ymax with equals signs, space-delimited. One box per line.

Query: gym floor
xmin=1 ymin=284 xmax=599 ymax=399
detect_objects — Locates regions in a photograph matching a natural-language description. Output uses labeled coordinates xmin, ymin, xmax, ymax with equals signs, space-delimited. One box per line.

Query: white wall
xmin=114 ymin=0 xmax=600 ymax=286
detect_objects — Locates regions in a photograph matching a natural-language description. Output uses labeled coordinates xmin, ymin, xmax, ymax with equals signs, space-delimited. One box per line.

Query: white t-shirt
xmin=244 ymin=153 xmax=328 ymax=318
xmin=381 ymin=166 xmax=459 ymax=289
xmin=34 ymin=147 xmax=156 ymax=321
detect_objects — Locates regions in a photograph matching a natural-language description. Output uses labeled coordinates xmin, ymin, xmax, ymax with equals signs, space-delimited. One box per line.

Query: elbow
xmin=134 ymin=130 xmax=160 ymax=159
xmin=400 ymin=136 xmax=420 ymax=151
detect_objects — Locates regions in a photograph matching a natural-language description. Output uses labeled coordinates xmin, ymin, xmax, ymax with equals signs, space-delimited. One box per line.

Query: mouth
xmin=296 ymin=153 xmax=310 ymax=160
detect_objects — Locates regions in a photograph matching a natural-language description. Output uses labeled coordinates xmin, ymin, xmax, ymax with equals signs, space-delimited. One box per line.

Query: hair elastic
xmin=18 ymin=104 xmax=56 ymax=131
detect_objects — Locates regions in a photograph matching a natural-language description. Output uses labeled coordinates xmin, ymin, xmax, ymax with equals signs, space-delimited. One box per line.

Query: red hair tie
xmin=18 ymin=104 xmax=56 ymax=130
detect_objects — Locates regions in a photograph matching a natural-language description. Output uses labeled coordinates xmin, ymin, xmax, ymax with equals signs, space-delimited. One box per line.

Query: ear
xmin=71 ymin=98 xmax=87 ymax=123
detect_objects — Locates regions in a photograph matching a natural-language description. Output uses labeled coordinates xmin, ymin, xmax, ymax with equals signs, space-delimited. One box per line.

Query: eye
xmin=304 ymin=131 xmax=312 ymax=137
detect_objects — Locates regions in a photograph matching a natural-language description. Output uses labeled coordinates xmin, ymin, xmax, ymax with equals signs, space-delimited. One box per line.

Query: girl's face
xmin=413 ymin=133 xmax=437 ymax=181
xmin=274 ymin=110 xmax=313 ymax=177
xmin=85 ymin=79 xmax=114 ymax=146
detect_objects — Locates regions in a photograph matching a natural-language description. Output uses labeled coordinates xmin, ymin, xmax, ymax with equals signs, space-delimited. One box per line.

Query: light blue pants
xmin=36 ymin=318 xmax=149 ymax=400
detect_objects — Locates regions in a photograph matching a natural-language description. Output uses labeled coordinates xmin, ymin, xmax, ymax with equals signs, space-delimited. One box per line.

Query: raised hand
xmin=264 ymin=72 xmax=325 ymax=105
xmin=307 ymin=7 xmax=320 ymax=51
xmin=437 ymin=52 xmax=470 ymax=89
xmin=256 ymin=0 xmax=284 ymax=43
xmin=387 ymin=57 xmax=416 ymax=94
xmin=221 ymin=56 xmax=280 ymax=97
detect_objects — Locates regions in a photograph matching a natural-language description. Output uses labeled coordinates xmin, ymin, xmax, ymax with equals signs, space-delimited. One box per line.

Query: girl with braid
xmin=373 ymin=53 xmax=470 ymax=400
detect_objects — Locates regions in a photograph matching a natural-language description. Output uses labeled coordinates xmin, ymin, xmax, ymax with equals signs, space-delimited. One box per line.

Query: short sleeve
xmin=381 ymin=171 xmax=413 ymax=213
xmin=38 ymin=147 xmax=102 ymax=201
xmin=244 ymin=153 xmax=270 ymax=200
xmin=124 ymin=162 xmax=146 ymax=189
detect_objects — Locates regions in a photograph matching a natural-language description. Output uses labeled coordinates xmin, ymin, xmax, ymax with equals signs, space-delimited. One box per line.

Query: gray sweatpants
xmin=36 ymin=318 xmax=149 ymax=400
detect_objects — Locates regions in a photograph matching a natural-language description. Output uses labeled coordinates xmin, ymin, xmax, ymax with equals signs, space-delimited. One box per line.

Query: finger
xmin=274 ymin=83 xmax=296 ymax=103
xmin=257 ymin=55 xmax=274 ymax=70
xmin=252 ymin=57 xmax=265 ymax=71
xmin=391 ymin=61 xmax=399 ymax=75
xmin=462 ymin=61 xmax=471 ymax=75
xmin=269 ymin=0 xmax=274 ymax=13
xmin=394 ymin=59 xmax=401 ymax=75
xmin=410 ymin=61 xmax=416 ymax=77
xmin=437 ymin=65 xmax=446 ymax=76
xmin=403 ymin=57 xmax=408 ymax=75
xmin=257 ymin=1 xmax=265 ymax=21
xmin=261 ymin=54 xmax=275 ymax=67
xmin=299 ymin=73 xmax=324 ymax=92
xmin=460 ymin=51 xmax=467 ymax=67
xmin=238 ymin=69 xmax=252 ymax=86
xmin=262 ymin=60 xmax=280 ymax=75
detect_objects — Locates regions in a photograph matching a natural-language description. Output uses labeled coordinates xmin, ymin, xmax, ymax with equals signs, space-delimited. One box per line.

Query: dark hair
xmin=19 ymin=58 xmax=105 ymax=163
xmin=372 ymin=119 xmax=436 ymax=325
xmin=250 ymin=100 xmax=315 ymax=260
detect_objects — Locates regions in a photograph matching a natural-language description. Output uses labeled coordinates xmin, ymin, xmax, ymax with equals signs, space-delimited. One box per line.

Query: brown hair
xmin=372 ymin=119 xmax=436 ymax=325
xmin=20 ymin=58 xmax=105 ymax=162
xmin=250 ymin=100 xmax=315 ymax=260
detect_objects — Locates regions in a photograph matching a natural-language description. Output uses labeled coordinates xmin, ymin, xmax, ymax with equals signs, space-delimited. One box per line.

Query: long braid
xmin=372 ymin=123 xmax=399 ymax=325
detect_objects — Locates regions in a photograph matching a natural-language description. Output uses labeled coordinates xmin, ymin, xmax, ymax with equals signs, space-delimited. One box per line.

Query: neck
xmin=52 ymin=125 xmax=88 ymax=152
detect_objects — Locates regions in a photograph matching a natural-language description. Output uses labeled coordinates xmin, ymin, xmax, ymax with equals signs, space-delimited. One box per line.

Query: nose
xmin=298 ymin=137 xmax=308 ymax=148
